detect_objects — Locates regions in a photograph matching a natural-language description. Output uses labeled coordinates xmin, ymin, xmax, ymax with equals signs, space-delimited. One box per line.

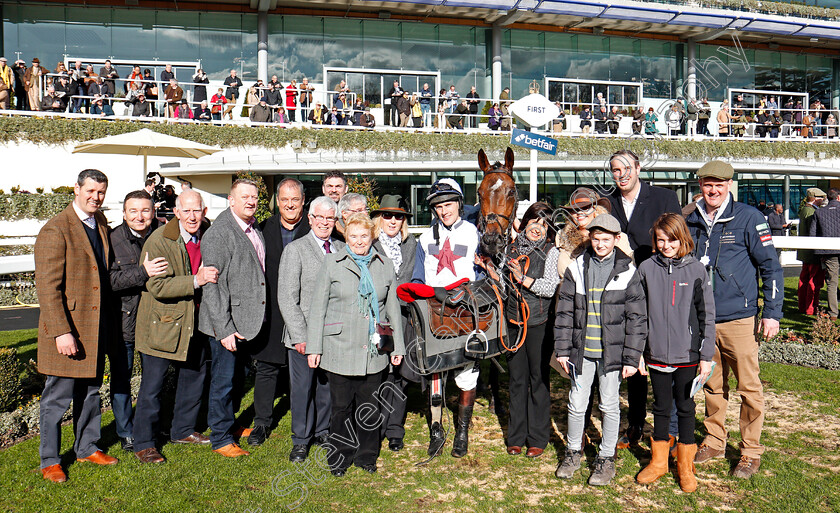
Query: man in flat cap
xmin=797 ymin=187 xmax=826 ymax=315
xmin=684 ymin=160 xmax=783 ymax=479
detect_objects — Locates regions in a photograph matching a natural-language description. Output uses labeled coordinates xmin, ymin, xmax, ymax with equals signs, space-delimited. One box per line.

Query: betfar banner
xmin=510 ymin=127 xmax=558 ymax=156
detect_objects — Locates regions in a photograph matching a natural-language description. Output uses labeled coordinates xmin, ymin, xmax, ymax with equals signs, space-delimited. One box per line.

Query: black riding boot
xmin=428 ymin=421 xmax=445 ymax=457
xmin=451 ymin=389 xmax=476 ymax=458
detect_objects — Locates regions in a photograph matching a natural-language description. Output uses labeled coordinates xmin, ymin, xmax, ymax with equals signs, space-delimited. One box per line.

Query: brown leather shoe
xmin=694 ymin=443 xmax=725 ymax=464
xmin=506 ymin=446 xmax=522 ymax=455
xmin=41 ymin=464 xmax=67 ymax=483
xmin=213 ymin=443 xmax=250 ymax=457
xmin=135 ymin=448 xmax=166 ymax=464
xmin=732 ymin=456 xmax=761 ymax=479
xmin=171 ymin=432 xmax=211 ymax=445
xmin=525 ymin=447 xmax=544 ymax=458
xmin=232 ymin=426 xmax=253 ymax=438
xmin=77 ymin=450 xmax=118 ymax=465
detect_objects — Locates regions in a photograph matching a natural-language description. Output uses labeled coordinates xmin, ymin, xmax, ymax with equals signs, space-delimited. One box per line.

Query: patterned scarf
xmin=378 ymin=232 xmax=403 ymax=273
xmin=346 ymin=246 xmax=379 ymax=356
xmin=514 ymin=232 xmax=545 ymax=256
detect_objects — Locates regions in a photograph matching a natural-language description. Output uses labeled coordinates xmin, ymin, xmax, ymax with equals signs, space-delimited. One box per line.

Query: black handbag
xmin=376 ymin=322 xmax=394 ymax=354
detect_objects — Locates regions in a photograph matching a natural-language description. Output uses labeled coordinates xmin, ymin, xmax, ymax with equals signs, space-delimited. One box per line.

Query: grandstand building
xmin=3 ymin=0 xmax=839 ymax=218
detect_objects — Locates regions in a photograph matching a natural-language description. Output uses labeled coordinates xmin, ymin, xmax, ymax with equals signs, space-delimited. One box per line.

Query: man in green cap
xmin=684 ymin=160 xmax=783 ymax=479
xmin=797 ymin=187 xmax=826 ymax=315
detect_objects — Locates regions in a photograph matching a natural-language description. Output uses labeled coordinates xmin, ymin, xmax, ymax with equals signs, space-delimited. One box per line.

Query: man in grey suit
xmin=278 ymin=196 xmax=343 ymax=463
xmin=199 ymin=179 xmax=267 ymax=458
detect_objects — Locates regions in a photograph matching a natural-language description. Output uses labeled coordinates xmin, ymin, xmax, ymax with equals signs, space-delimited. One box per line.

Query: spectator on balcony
xmin=632 ymin=106 xmax=644 ymax=134
xmin=467 ymin=86 xmax=480 ymax=128
xmin=606 ymin=106 xmax=621 ymax=135
xmin=99 ymin=60 xmax=119 ymax=100
xmin=781 ymin=98 xmax=794 ymax=136
xmin=326 ymin=105 xmax=343 ymax=126
xmin=160 ymin=64 xmax=174 ymax=86
xmin=125 ymin=65 xmax=143 ymax=100
xmin=731 ymin=110 xmax=747 ymax=138
xmin=420 ymin=83 xmax=433 ymax=124
xmin=275 ymin=106 xmax=290 ymax=124
xmin=352 ymin=97 xmax=364 ymax=126
xmin=595 ymin=91 xmax=606 ymax=111
xmin=793 ymin=100 xmax=804 ymax=132
xmin=666 ymin=103 xmax=682 ymax=137
xmin=132 ymin=93 xmax=151 ymax=117
xmin=810 ymin=99 xmax=825 ymax=137
xmin=580 ymin=105 xmax=592 ymax=134
xmin=643 ymin=107 xmax=659 ymax=134
xmin=210 ymin=88 xmax=227 ymax=121
xmin=40 ymin=85 xmax=64 ymax=112
xmin=194 ymin=99 xmax=211 ymax=122
xmin=359 ymin=106 xmax=375 ymax=129
xmin=697 ymin=98 xmax=711 ymax=136
xmin=769 ymin=111 xmax=783 ymax=139
xmin=488 ymin=102 xmax=502 ymax=131
xmin=191 ymin=68 xmax=208 ymax=105
xmin=67 ymin=61 xmax=84 ymax=113
xmin=685 ymin=98 xmax=698 ymax=136
xmin=309 ymin=102 xmax=326 ymax=125
xmin=85 ymin=76 xmax=105 ymax=102
xmin=174 ymin=98 xmax=193 ymax=120
xmin=801 ymin=110 xmax=815 ymax=138
xmin=268 ymin=74 xmax=281 ymax=89
xmin=387 ymin=80 xmax=404 ymax=127
xmin=13 ymin=60 xmax=28 ymax=110
xmin=594 ymin=106 xmax=608 ymax=134
xmin=165 ymin=79 xmax=184 ymax=118
xmin=90 ymin=95 xmax=114 ymax=117
xmin=449 ymin=99 xmax=469 ymax=129
xmin=396 ymin=91 xmax=411 ymax=128
xmin=826 ymin=113 xmax=837 ymax=139
xmin=334 ymin=92 xmax=350 ymax=123
xmin=755 ymin=109 xmax=769 ymax=138
xmin=142 ymin=69 xmax=158 ymax=116
xmin=435 ymin=102 xmax=448 ymax=129
xmin=249 ymin=96 xmax=272 ymax=124
xmin=286 ymin=79 xmax=298 ymax=122
xmin=223 ymin=69 xmax=242 ymax=120
xmin=53 ymin=62 xmax=67 ymax=87
xmin=716 ymin=105 xmax=730 ymax=137
xmin=24 ymin=57 xmax=44 ymax=111
xmin=411 ymin=94 xmax=423 ymax=128
xmin=299 ymin=77 xmax=314 ymax=121
xmin=0 ymin=57 xmax=12 ymax=110
xmin=265 ymin=82 xmax=282 ymax=113
xmin=446 ymin=84 xmax=460 ymax=114
xmin=53 ymin=74 xmax=71 ymax=110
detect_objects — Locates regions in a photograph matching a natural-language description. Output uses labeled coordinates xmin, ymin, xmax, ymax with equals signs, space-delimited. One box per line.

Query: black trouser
xmin=649 ymin=366 xmax=697 ymax=443
xmin=133 ymin=338 xmax=208 ymax=452
xmin=506 ymin=323 xmax=551 ymax=449
xmin=626 ymin=372 xmax=648 ymax=429
xmin=288 ymin=109 xmax=296 ymax=122
xmin=469 ymin=110 xmax=478 ymax=128
xmin=326 ymin=370 xmax=386 ymax=470
xmin=252 ymin=359 xmax=287 ymax=428
xmin=380 ymin=367 xmax=409 ymax=440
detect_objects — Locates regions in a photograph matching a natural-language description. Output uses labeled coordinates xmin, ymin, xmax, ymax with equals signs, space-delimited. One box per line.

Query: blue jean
xmin=208 ymin=337 xmax=251 ymax=449
xmin=109 ymin=339 xmax=135 ymax=439
xmin=567 ymin=357 xmax=620 ymax=458
xmin=420 ymin=103 xmax=431 ymax=125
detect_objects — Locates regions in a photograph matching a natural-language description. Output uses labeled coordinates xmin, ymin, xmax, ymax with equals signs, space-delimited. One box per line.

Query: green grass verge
xmin=1 ymin=322 xmax=839 ymax=512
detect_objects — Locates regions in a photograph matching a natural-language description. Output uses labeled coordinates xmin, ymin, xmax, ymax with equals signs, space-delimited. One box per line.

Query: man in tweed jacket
xmin=35 ymin=169 xmax=119 ymax=483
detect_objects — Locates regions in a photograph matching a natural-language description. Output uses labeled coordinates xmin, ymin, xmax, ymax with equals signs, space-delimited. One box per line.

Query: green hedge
xmin=759 ymin=341 xmax=840 ymax=370
xmin=2 ymin=117 xmax=840 ymax=162
xmin=0 ymin=193 xmax=73 ymax=221
xmin=0 ymin=348 xmax=21 ymax=413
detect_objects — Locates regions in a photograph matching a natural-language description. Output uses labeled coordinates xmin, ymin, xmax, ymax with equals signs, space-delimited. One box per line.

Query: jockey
xmin=411 ymin=178 xmax=481 ymax=458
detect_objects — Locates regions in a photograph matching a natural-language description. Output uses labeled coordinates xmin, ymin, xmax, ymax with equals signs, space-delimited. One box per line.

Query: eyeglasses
xmin=381 ymin=212 xmax=405 ymax=221
xmin=345 ymin=207 xmax=367 ymax=215
xmin=309 ymin=214 xmax=337 ymax=223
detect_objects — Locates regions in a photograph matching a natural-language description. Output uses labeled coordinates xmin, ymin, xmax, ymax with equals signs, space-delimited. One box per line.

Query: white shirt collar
xmin=71 ymin=201 xmax=96 ymax=228
xmin=697 ymin=193 xmax=732 ymax=228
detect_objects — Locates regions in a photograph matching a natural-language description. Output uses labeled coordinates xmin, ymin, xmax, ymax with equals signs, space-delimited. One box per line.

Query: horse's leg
xmin=428 ymin=372 xmax=446 ymax=457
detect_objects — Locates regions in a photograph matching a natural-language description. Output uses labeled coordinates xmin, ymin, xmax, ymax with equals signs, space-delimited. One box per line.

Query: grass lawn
xmin=1 ymin=325 xmax=840 ymax=513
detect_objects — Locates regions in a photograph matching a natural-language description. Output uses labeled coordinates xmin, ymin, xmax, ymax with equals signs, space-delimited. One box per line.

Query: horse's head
xmin=477 ymin=148 xmax=517 ymax=257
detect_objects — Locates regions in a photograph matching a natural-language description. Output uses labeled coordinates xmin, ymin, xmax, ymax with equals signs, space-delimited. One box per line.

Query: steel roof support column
xmin=492 ymin=24 xmax=503 ymax=100
xmin=258 ymin=10 xmax=268 ymax=83
xmin=687 ymin=37 xmax=697 ymax=101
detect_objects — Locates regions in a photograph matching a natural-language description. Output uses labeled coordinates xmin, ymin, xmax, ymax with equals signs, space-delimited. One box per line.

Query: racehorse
xmin=476 ymin=147 xmax=518 ymax=260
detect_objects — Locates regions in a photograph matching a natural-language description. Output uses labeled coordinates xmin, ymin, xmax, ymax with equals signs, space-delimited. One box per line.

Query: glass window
xmin=781 ymin=52 xmax=806 ymax=94
xmin=4 ymin=4 xmax=66 ymax=70
xmin=754 ymin=50 xmax=780 ymax=91
xmin=324 ymin=18 xmax=363 ymax=69
xmin=609 ymin=38 xmax=640 ymax=83
xmin=570 ymin=35 xmax=610 ymax=82
xmin=66 ymin=7 xmax=112 ymax=65
xmin=362 ymin=20 xmax=400 ymax=70
xmin=439 ymin=25 xmax=477 ymax=95
xmin=401 ymin=23 xmax=438 ymax=71
xmin=155 ymin=11 xmax=199 ymax=76
xmin=198 ymin=13 xmax=249 ymax=80
xmin=641 ymin=40 xmax=673 ymax=98
xmin=807 ymin=54 xmax=831 ymax=104
xmin=281 ymin=16 xmax=323 ymax=82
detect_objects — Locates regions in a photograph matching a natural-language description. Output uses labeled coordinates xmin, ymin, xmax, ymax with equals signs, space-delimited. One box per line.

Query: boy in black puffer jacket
xmin=554 ymin=214 xmax=646 ymax=486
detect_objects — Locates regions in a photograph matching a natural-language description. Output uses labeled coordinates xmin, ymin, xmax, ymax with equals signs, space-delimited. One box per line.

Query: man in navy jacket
xmin=606 ymin=149 xmax=681 ymax=447
xmin=685 ymin=160 xmax=783 ymax=479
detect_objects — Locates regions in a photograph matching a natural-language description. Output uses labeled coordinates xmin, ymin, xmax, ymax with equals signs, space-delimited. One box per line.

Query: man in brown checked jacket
xmin=35 ymin=169 xmax=119 ymax=483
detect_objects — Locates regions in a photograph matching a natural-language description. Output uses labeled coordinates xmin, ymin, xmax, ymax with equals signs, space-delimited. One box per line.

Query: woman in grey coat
xmin=370 ymin=195 xmax=417 ymax=452
xmin=307 ymin=213 xmax=405 ymax=476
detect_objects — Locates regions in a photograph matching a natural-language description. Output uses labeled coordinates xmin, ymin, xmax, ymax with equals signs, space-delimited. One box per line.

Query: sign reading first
xmin=509 ymin=93 xmax=560 ymax=128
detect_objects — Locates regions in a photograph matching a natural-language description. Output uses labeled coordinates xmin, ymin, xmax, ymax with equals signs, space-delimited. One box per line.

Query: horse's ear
xmin=504 ymin=147 xmax=515 ymax=174
xmin=478 ymin=149 xmax=490 ymax=173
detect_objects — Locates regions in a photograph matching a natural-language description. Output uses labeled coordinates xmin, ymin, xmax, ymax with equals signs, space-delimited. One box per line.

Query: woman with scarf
xmin=307 ymin=213 xmax=405 ymax=477
xmin=502 ymin=202 xmax=560 ymax=459
xmin=371 ymin=196 xmax=417 ymax=452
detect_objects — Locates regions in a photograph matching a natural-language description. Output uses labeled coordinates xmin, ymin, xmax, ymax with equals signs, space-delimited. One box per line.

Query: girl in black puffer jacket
xmin=631 ymin=213 xmax=716 ymax=493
